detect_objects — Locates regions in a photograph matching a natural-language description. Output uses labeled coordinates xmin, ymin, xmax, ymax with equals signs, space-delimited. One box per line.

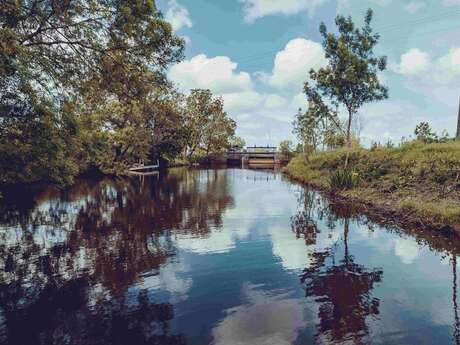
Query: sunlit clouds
xmin=161 ymin=0 xmax=460 ymax=146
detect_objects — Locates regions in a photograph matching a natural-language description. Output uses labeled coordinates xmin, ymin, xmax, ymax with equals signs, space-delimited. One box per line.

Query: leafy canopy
xmin=304 ymin=8 xmax=388 ymax=147
xmin=184 ymin=89 xmax=236 ymax=159
xmin=0 ymin=0 xmax=185 ymax=184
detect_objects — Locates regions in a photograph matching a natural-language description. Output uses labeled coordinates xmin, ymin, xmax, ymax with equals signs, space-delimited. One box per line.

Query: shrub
xmin=329 ymin=170 xmax=360 ymax=190
xmin=414 ymin=122 xmax=437 ymax=143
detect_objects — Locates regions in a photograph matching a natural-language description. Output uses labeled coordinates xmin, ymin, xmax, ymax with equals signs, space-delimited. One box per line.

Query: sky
xmin=158 ymin=0 xmax=460 ymax=147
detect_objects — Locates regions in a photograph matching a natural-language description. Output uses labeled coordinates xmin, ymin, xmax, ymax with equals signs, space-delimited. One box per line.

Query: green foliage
xmin=285 ymin=140 xmax=460 ymax=229
xmin=329 ymin=170 xmax=360 ymax=190
xmin=149 ymin=94 xmax=189 ymax=162
xmin=0 ymin=1 xmax=236 ymax=184
xmin=183 ymin=89 xmax=236 ymax=161
xmin=287 ymin=140 xmax=460 ymax=192
xmin=293 ymin=99 xmax=344 ymax=152
xmin=303 ymin=9 xmax=388 ymax=151
xmin=399 ymin=199 xmax=460 ymax=226
xmin=414 ymin=122 xmax=436 ymax=143
xmin=0 ymin=97 xmax=80 ymax=185
xmin=279 ymin=140 xmax=294 ymax=157
xmin=414 ymin=121 xmax=450 ymax=144
xmin=230 ymin=136 xmax=246 ymax=150
xmin=324 ymin=128 xmax=346 ymax=150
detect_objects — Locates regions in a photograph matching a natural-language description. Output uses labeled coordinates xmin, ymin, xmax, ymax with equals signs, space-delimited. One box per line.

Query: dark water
xmin=1 ymin=168 xmax=460 ymax=345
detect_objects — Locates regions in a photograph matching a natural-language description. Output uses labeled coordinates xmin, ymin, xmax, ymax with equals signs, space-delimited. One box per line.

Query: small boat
xmin=128 ymin=160 xmax=160 ymax=172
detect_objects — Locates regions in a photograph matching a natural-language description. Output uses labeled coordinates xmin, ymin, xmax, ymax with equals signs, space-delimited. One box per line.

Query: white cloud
xmin=436 ymin=47 xmax=460 ymax=82
xmin=212 ymin=284 xmax=307 ymax=345
xmin=394 ymin=238 xmax=420 ymax=264
xmin=268 ymin=38 xmax=327 ymax=90
xmin=238 ymin=121 xmax=264 ymax=129
xmin=443 ymin=0 xmax=460 ymax=5
xmin=213 ymin=299 xmax=306 ymax=345
xmin=369 ymin=0 xmax=392 ymax=5
xmin=176 ymin=230 xmax=236 ymax=254
xmin=265 ymin=94 xmax=288 ymax=109
xmin=358 ymin=100 xmax=425 ymax=145
xmin=356 ymin=98 xmax=456 ymax=147
xmin=142 ymin=260 xmax=192 ymax=302
xmin=174 ymin=213 xmax=254 ymax=255
xmin=394 ymin=48 xmax=431 ymax=76
xmin=165 ymin=0 xmax=192 ymax=31
xmin=404 ymin=1 xmax=426 ymax=13
xmin=167 ymin=42 xmax=325 ymax=144
xmin=169 ymin=54 xmax=253 ymax=94
xmin=271 ymin=227 xmax=314 ymax=271
xmin=233 ymin=114 xmax=266 ymax=130
xmin=292 ymin=93 xmax=308 ymax=110
xmin=240 ymin=0 xmax=327 ymax=23
xmin=236 ymin=113 xmax=251 ymax=122
xmin=270 ymin=220 xmax=341 ymax=272
xmin=393 ymin=47 xmax=460 ymax=86
xmin=222 ymin=91 xmax=262 ymax=112
xmin=168 ymin=54 xmax=264 ymax=115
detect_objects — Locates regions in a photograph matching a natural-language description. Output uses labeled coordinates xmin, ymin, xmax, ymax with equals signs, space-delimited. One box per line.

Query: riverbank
xmin=284 ymin=141 xmax=460 ymax=234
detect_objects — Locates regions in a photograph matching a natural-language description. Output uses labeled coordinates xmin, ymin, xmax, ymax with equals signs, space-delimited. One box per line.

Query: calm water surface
xmin=1 ymin=168 xmax=460 ymax=345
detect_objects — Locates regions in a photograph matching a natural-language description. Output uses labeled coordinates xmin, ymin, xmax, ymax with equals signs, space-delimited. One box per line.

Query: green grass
xmin=399 ymin=199 xmax=460 ymax=226
xmin=329 ymin=169 xmax=360 ymax=190
xmin=285 ymin=140 xmax=460 ymax=231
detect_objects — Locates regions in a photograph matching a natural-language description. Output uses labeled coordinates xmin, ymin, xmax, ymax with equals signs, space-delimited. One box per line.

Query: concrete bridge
xmin=227 ymin=146 xmax=282 ymax=166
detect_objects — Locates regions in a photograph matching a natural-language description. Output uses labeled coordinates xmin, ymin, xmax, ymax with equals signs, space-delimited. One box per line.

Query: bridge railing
xmin=245 ymin=146 xmax=277 ymax=153
xmin=228 ymin=146 xmax=278 ymax=154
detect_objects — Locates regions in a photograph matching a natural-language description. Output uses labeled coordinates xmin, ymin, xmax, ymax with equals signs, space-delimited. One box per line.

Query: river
xmin=0 ymin=168 xmax=459 ymax=345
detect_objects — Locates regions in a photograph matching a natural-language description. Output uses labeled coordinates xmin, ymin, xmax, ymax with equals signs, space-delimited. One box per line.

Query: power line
xmin=375 ymin=9 xmax=460 ymax=32
xmin=231 ymin=11 xmax=460 ymax=69
xmin=237 ymin=22 xmax=460 ymax=71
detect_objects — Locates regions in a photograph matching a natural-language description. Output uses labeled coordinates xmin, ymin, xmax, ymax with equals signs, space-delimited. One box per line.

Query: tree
xmin=0 ymin=169 xmax=237 ymax=344
xmin=183 ymin=89 xmax=236 ymax=160
xmin=414 ymin=121 xmax=436 ymax=143
xmin=149 ymin=92 xmax=189 ymax=163
xmin=202 ymin=111 xmax=236 ymax=156
xmin=229 ymin=136 xmax=246 ymax=150
xmin=293 ymin=99 xmax=345 ymax=154
xmin=293 ymin=107 xmax=320 ymax=153
xmin=279 ymin=140 xmax=294 ymax=160
xmin=293 ymin=195 xmax=383 ymax=343
xmin=1 ymin=1 xmax=184 ymax=96
xmin=0 ymin=0 xmax=184 ymax=183
xmin=305 ymin=9 xmax=388 ymax=165
xmin=0 ymin=96 xmax=80 ymax=185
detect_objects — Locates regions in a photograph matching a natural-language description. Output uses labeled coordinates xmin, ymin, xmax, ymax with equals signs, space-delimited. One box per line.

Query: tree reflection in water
xmin=0 ymin=169 xmax=233 ymax=345
xmin=0 ymin=282 xmax=185 ymax=345
xmin=453 ymin=254 xmax=460 ymax=345
xmin=292 ymin=190 xmax=383 ymax=344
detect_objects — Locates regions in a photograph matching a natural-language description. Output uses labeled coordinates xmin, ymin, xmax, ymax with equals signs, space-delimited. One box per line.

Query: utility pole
xmin=457 ymin=96 xmax=460 ymax=139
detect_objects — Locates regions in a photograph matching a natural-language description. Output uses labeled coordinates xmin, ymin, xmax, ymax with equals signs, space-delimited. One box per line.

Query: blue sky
xmin=158 ymin=0 xmax=460 ymax=146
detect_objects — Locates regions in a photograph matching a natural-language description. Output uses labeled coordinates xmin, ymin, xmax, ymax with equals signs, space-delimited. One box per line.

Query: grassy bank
xmin=285 ymin=141 xmax=460 ymax=233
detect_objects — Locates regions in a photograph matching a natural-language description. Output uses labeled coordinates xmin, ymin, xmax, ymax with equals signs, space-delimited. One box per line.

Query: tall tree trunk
xmin=344 ymin=218 xmax=350 ymax=266
xmin=344 ymin=110 xmax=353 ymax=168
xmin=456 ymin=96 xmax=460 ymax=139
xmin=454 ymin=254 xmax=460 ymax=345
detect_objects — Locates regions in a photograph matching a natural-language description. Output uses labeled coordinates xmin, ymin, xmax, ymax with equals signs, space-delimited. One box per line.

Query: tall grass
xmin=289 ymin=140 xmax=460 ymax=189
xmin=329 ymin=170 xmax=360 ymax=190
xmin=284 ymin=140 xmax=460 ymax=229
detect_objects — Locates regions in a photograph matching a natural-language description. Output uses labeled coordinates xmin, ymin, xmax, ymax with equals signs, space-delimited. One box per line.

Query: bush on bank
xmin=285 ymin=140 xmax=460 ymax=230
